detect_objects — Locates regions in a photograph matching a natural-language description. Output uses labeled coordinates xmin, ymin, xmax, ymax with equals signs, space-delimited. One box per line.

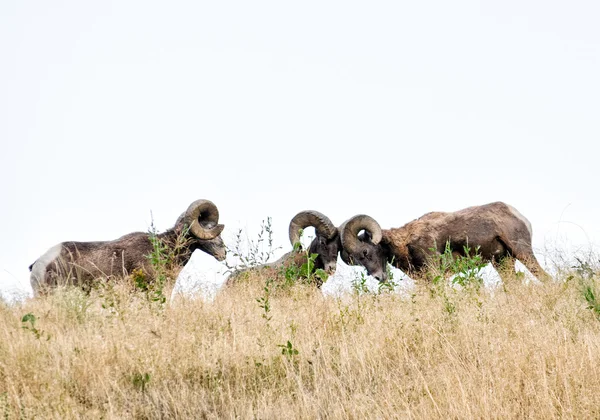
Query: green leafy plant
xmin=145 ymin=223 xmax=169 ymax=304
xmin=573 ymin=258 xmax=600 ymax=320
xmin=227 ymin=221 xmax=330 ymax=289
xmin=583 ymin=286 xmax=600 ymax=319
xmin=443 ymin=294 xmax=457 ymax=316
xmin=282 ymin=251 xmax=329 ymax=288
xmin=351 ymin=270 xmax=370 ymax=295
xmin=21 ymin=313 xmax=48 ymax=340
xmin=282 ymin=228 xmax=329 ymax=287
xmin=131 ymin=372 xmax=151 ymax=392
xmin=428 ymin=241 xmax=487 ymax=288
xmin=256 ymin=278 xmax=273 ymax=324
xmin=277 ymin=340 xmax=299 ymax=358
xmin=378 ymin=262 xmax=399 ymax=294
xmin=140 ymin=214 xmax=190 ymax=306
xmin=226 ymin=217 xmax=280 ymax=271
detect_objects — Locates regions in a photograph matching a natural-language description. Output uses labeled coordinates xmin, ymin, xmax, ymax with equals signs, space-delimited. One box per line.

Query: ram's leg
xmin=495 ymin=231 xmax=551 ymax=283
xmin=517 ymin=252 xmax=552 ymax=282
xmin=506 ymin=241 xmax=551 ymax=282
xmin=492 ymin=256 xmax=517 ymax=285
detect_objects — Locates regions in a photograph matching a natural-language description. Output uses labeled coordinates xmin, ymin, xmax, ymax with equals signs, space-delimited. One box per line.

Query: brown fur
xmin=227 ymin=212 xmax=342 ymax=288
xmin=383 ymin=202 xmax=549 ymax=282
xmin=226 ymin=249 xmax=329 ymax=288
xmin=30 ymin=223 xmax=226 ymax=295
xmin=342 ymin=202 xmax=550 ymax=283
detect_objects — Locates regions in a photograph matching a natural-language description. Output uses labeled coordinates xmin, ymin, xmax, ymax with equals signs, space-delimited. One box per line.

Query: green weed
xmin=573 ymin=258 xmax=600 ymax=320
xmin=130 ymin=372 xmax=151 ymax=393
xmin=428 ymin=241 xmax=487 ymax=288
xmin=21 ymin=313 xmax=49 ymax=340
xmin=277 ymin=340 xmax=299 ymax=358
xmin=227 ymin=217 xmax=280 ymax=271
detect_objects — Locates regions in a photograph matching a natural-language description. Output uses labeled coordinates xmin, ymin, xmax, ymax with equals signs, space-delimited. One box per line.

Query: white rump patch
xmin=506 ymin=204 xmax=533 ymax=237
xmin=30 ymin=244 xmax=62 ymax=291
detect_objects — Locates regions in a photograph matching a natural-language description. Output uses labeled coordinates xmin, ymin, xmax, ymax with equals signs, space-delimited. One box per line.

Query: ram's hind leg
xmin=492 ymin=256 xmax=517 ymax=285
xmin=505 ymin=239 xmax=551 ymax=283
xmin=487 ymin=237 xmax=516 ymax=285
xmin=517 ymin=252 xmax=551 ymax=282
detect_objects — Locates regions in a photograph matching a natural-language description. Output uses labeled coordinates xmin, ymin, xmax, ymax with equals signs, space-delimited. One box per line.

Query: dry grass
xmin=2 ymin=265 xmax=600 ymax=419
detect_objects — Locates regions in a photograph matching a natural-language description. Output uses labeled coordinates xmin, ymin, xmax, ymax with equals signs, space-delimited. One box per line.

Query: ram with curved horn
xmin=340 ymin=202 xmax=551 ymax=284
xmin=29 ymin=199 xmax=226 ymax=295
xmin=284 ymin=210 xmax=340 ymax=273
xmin=227 ymin=210 xmax=341 ymax=286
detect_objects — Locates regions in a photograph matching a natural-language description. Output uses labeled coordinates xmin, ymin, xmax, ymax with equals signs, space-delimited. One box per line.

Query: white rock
xmin=321 ymin=256 xmax=416 ymax=298
xmin=170 ymin=250 xmax=230 ymax=303
xmin=169 ymin=251 xmax=538 ymax=304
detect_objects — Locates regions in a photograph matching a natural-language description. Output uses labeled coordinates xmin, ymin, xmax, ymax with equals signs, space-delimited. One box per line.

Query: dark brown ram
xmin=227 ymin=210 xmax=341 ymax=286
xmin=29 ymin=199 xmax=226 ymax=295
xmin=340 ymin=202 xmax=550 ymax=283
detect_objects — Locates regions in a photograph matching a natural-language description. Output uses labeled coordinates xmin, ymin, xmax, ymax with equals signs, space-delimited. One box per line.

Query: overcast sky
xmin=1 ymin=0 xmax=599 ymax=298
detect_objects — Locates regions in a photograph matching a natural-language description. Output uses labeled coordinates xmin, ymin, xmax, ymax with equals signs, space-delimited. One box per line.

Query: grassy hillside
xmin=2 ymin=258 xmax=600 ymax=419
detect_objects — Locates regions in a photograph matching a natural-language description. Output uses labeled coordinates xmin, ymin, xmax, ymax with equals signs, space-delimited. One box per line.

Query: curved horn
xmin=182 ymin=199 xmax=225 ymax=240
xmin=288 ymin=210 xmax=337 ymax=247
xmin=340 ymin=214 xmax=383 ymax=254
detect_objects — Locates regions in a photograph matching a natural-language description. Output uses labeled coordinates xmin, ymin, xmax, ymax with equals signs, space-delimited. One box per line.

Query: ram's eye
xmin=362 ymin=250 xmax=369 ymax=258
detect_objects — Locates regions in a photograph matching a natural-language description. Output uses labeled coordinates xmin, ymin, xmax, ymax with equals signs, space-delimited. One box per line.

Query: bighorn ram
xmin=340 ymin=202 xmax=550 ymax=283
xmin=227 ymin=210 xmax=341 ymax=286
xmin=29 ymin=199 xmax=226 ymax=295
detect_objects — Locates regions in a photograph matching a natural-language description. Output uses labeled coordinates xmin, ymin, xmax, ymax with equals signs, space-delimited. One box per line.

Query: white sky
xmin=1 ymin=0 xmax=599 ymax=297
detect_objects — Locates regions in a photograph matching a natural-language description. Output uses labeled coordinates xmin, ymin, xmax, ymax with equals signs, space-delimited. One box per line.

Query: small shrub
xmin=428 ymin=241 xmax=487 ymax=288
xmin=140 ymin=215 xmax=191 ymax=306
xmin=21 ymin=313 xmax=48 ymax=340
xmin=256 ymin=278 xmax=273 ymax=324
xmin=277 ymin=340 xmax=299 ymax=358
xmin=351 ymin=271 xmax=370 ymax=295
xmin=226 ymin=217 xmax=280 ymax=271
xmin=378 ymin=263 xmax=400 ymax=294
xmin=281 ymin=250 xmax=328 ymax=288
xmin=130 ymin=372 xmax=151 ymax=393
xmin=228 ymin=222 xmax=328 ymax=289
xmin=573 ymin=258 xmax=600 ymax=320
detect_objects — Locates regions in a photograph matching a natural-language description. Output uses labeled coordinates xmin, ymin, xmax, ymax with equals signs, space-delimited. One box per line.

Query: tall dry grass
xmin=2 ymin=263 xmax=600 ymax=419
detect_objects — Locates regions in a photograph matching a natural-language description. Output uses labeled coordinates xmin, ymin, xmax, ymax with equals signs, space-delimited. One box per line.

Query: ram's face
xmin=195 ymin=234 xmax=227 ymax=261
xmin=341 ymin=231 xmax=388 ymax=282
xmin=190 ymin=220 xmax=226 ymax=261
xmin=308 ymin=234 xmax=340 ymax=274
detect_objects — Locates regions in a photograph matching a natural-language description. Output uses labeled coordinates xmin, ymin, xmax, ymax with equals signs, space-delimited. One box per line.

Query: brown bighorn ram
xmin=29 ymin=199 xmax=226 ymax=295
xmin=227 ymin=210 xmax=340 ymax=286
xmin=340 ymin=202 xmax=550 ymax=283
